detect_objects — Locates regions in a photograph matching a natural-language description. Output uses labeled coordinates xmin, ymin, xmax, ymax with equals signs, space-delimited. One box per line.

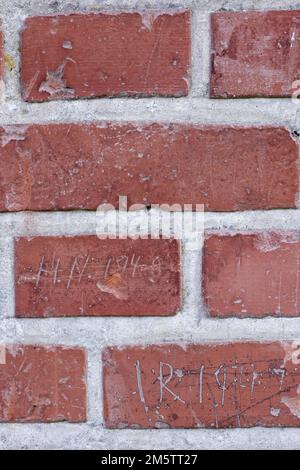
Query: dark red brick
xmin=0 ymin=345 xmax=86 ymax=422
xmin=21 ymin=11 xmax=191 ymax=101
xmin=103 ymin=342 xmax=300 ymax=429
xmin=211 ymin=10 xmax=300 ymax=97
xmin=0 ymin=123 xmax=297 ymax=212
xmin=15 ymin=236 xmax=181 ymax=317
xmin=204 ymin=232 xmax=300 ymax=318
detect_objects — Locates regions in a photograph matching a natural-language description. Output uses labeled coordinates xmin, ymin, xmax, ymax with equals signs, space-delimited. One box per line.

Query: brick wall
xmin=1 ymin=0 xmax=300 ymax=450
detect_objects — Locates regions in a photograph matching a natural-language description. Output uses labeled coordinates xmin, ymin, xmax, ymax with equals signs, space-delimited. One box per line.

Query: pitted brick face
xmin=20 ymin=11 xmax=191 ymax=101
xmin=0 ymin=123 xmax=298 ymax=212
xmin=15 ymin=236 xmax=181 ymax=317
xmin=203 ymin=232 xmax=300 ymax=318
xmin=0 ymin=345 xmax=86 ymax=423
xmin=103 ymin=342 xmax=300 ymax=429
xmin=211 ymin=10 xmax=300 ymax=97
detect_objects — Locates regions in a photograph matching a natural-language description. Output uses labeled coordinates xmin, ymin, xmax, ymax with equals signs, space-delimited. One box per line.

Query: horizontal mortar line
xmin=1 ymin=335 xmax=300 ymax=350
xmin=0 ymin=422 xmax=298 ymax=438
xmin=0 ymin=99 xmax=299 ymax=125
xmin=2 ymin=0 xmax=300 ymax=15
xmin=2 ymin=209 xmax=300 ymax=224
xmin=0 ymin=319 xmax=299 ymax=337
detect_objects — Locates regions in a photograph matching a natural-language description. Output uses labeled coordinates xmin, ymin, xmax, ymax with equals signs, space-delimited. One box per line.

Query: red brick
xmin=211 ymin=10 xmax=300 ymax=97
xmin=103 ymin=342 xmax=300 ymax=429
xmin=0 ymin=123 xmax=297 ymax=212
xmin=0 ymin=345 xmax=86 ymax=422
xmin=15 ymin=236 xmax=180 ymax=317
xmin=21 ymin=11 xmax=191 ymax=101
xmin=203 ymin=232 xmax=300 ymax=318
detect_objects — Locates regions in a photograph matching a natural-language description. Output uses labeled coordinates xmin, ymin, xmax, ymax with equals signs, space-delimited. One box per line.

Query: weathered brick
xmin=204 ymin=232 xmax=300 ymax=318
xmin=21 ymin=11 xmax=191 ymax=101
xmin=0 ymin=345 xmax=86 ymax=422
xmin=103 ymin=342 xmax=300 ymax=429
xmin=15 ymin=236 xmax=180 ymax=317
xmin=211 ymin=10 xmax=300 ymax=97
xmin=0 ymin=123 xmax=297 ymax=212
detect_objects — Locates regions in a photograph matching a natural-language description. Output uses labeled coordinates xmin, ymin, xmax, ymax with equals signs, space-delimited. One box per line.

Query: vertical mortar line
xmin=180 ymin=217 xmax=204 ymax=327
xmin=190 ymin=9 xmax=211 ymax=98
xmin=196 ymin=221 xmax=207 ymax=321
xmin=0 ymin=227 xmax=15 ymax=319
xmin=87 ymin=344 xmax=103 ymax=426
xmin=1 ymin=5 xmax=24 ymax=104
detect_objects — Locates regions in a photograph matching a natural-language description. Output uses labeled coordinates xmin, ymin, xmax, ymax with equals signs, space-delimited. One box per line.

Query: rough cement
xmin=0 ymin=0 xmax=300 ymax=450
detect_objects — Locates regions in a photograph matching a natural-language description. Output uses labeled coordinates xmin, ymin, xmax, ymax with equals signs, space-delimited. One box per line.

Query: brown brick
xmin=21 ymin=11 xmax=191 ymax=101
xmin=211 ymin=10 xmax=300 ymax=97
xmin=103 ymin=342 xmax=300 ymax=429
xmin=204 ymin=232 xmax=300 ymax=318
xmin=0 ymin=345 xmax=86 ymax=422
xmin=15 ymin=236 xmax=181 ymax=317
xmin=0 ymin=123 xmax=297 ymax=212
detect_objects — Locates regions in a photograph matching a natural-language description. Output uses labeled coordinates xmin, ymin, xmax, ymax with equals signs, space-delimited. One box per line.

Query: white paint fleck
xmin=0 ymin=125 xmax=28 ymax=147
xmin=62 ymin=41 xmax=73 ymax=50
xmin=270 ymin=407 xmax=281 ymax=417
xmin=281 ymin=385 xmax=300 ymax=419
xmin=39 ymin=61 xmax=75 ymax=98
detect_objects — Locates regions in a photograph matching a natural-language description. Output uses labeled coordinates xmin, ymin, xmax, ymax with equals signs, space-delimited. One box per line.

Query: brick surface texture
xmin=0 ymin=124 xmax=297 ymax=212
xmin=21 ymin=12 xmax=191 ymax=101
xmin=0 ymin=345 xmax=86 ymax=422
xmin=203 ymin=232 xmax=300 ymax=318
xmin=211 ymin=10 xmax=300 ymax=97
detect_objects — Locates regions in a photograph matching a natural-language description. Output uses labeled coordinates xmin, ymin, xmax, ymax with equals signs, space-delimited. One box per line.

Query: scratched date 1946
xmin=103 ymin=342 xmax=300 ymax=429
xmin=15 ymin=236 xmax=181 ymax=317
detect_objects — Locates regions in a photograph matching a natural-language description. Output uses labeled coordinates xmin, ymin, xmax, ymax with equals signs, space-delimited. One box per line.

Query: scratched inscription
xmin=104 ymin=342 xmax=300 ymax=428
xmin=15 ymin=237 xmax=180 ymax=317
xmin=30 ymin=253 xmax=162 ymax=289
